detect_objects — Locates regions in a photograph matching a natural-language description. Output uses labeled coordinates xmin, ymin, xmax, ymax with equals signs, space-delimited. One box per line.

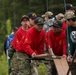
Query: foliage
xmin=0 ymin=53 xmax=8 ymax=75
xmin=38 ymin=63 xmax=48 ymax=75
xmin=6 ymin=19 xmax=12 ymax=35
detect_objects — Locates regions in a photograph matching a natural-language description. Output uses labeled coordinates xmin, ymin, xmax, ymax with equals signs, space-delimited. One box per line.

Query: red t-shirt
xmin=17 ymin=27 xmax=45 ymax=56
xmin=45 ymin=30 xmax=66 ymax=56
xmin=11 ymin=26 xmax=27 ymax=50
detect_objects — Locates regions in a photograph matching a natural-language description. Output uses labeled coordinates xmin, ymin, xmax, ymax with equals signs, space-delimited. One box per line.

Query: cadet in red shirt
xmin=9 ymin=17 xmax=45 ymax=75
xmin=8 ymin=15 xmax=29 ymax=74
xmin=8 ymin=15 xmax=29 ymax=58
xmin=11 ymin=15 xmax=29 ymax=50
xmin=12 ymin=12 xmax=37 ymax=50
xmin=17 ymin=17 xmax=45 ymax=58
xmin=45 ymin=20 xmax=66 ymax=56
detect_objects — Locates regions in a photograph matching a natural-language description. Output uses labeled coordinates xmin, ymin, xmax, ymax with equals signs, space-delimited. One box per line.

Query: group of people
xmin=4 ymin=3 xmax=76 ymax=75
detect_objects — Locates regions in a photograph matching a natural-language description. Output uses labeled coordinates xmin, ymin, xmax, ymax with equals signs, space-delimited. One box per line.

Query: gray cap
xmin=42 ymin=11 xmax=53 ymax=17
xmin=65 ymin=11 xmax=76 ymax=19
xmin=56 ymin=13 xmax=64 ymax=20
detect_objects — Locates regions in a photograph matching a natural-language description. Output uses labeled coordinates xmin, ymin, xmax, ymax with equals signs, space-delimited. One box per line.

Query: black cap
xmin=53 ymin=20 xmax=62 ymax=28
xmin=28 ymin=12 xmax=37 ymax=19
xmin=34 ymin=17 xmax=44 ymax=25
xmin=71 ymin=6 xmax=76 ymax=10
xmin=64 ymin=4 xmax=76 ymax=10
xmin=65 ymin=4 xmax=73 ymax=10
xmin=21 ymin=15 xmax=29 ymax=22
xmin=12 ymin=26 xmax=18 ymax=30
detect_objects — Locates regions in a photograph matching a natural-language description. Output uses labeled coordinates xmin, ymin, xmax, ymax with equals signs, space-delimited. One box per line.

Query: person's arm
xmin=48 ymin=47 xmax=55 ymax=56
xmin=23 ymin=32 xmax=37 ymax=57
xmin=45 ymin=31 xmax=54 ymax=55
xmin=6 ymin=37 xmax=10 ymax=49
xmin=38 ymin=32 xmax=45 ymax=54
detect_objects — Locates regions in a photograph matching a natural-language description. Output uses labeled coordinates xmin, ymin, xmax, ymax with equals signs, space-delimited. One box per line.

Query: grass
xmin=0 ymin=53 xmax=8 ymax=75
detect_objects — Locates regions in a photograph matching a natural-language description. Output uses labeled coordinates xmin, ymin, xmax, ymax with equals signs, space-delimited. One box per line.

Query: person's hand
xmin=31 ymin=52 xmax=36 ymax=58
xmin=67 ymin=56 xmax=72 ymax=62
xmin=48 ymin=48 xmax=55 ymax=56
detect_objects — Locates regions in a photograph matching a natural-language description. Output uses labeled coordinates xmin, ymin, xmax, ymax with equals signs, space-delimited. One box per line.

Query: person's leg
xmin=7 ymin=46 xmax=15 ymax=74
xmin=10 ymin=52 xmax=31 ymax=75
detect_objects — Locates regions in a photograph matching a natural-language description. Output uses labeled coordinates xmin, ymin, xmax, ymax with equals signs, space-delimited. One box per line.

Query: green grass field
xmin=0 ymin=53 xmax=8 ymax=75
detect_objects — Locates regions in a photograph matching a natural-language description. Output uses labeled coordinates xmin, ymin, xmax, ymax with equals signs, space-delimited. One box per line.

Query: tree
xmin=6 ymin=19 xmax=12 ymax=35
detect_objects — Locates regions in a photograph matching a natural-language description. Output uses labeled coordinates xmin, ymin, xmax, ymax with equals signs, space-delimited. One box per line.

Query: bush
xmin=0 ymin=53 xmax=8 ymax=75
xmin=38 ymin=63 xmax=48 ymax=75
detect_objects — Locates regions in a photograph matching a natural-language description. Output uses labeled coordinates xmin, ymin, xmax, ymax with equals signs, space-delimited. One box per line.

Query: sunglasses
xmin=67 ymin=19 xmax=70 ymax=21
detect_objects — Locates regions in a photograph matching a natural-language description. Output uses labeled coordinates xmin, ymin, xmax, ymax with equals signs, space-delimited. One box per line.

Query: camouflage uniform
xmin=10 ymin=51 xmax=50 ymax=75
xmin=8 ymin=46 xmax=16 ymax=74
xmin=43 ymin=18 xmax=54 ymax=32
xmin=42 ymin=11 xmax=54 ymax=32
xmin=10 ymin=51 xmax=31 ymax=75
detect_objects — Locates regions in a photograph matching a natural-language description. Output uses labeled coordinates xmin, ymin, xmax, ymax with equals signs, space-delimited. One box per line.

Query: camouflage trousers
xmin=10 ymin=51 xmax=52 ymax=75
xmin=10 ymin=51 xmax=31 ymax=75
xmin=8 ymin=46 xmax=16 ymax=74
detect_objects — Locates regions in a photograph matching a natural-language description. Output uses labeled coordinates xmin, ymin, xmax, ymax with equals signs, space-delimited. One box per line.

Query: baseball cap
xmin=34 ymin=17 xmax=44 ymax=25
xmin=28 ymin=12 xmax=37 ymax=19
xmin=53 ymin=20 xmax=62 ymax=28
xmin=65 ymin=11 xmax=76 ymax=19
xmin=12 ymin=26 xmax=18 ymax=30
xmin=42 ymin=11 xmax=53 ymax=17
xmin=64 ymin=4 xmax=76 ymax=10
xmin=21 ymin=15 xmax=29 ymax=22
xmin=72 ymin=6 xmax=76 ymax=10
xmin=56 ymin=13 xmax=64 ymax=20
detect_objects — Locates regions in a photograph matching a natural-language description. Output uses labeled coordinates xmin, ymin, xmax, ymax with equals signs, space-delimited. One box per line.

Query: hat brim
xmin=52 ymin=24 xmax=61 ymax=28
xmin=71 ymin=6 xmax=76 ymax=10
xmin=37 ymin=22 xmax=44 ymax=25
xmin=66 ymin=16 xmax=76 ymax=20
xmin=42 ymin=15 xmax=46 ymax=17
xmin=23 ymin=16 xmax=29 ymax=20
xmin=31 ymin=16 xmax=37 ymax=19
xmin=13 ymin=27 xmax=18 ymax=30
